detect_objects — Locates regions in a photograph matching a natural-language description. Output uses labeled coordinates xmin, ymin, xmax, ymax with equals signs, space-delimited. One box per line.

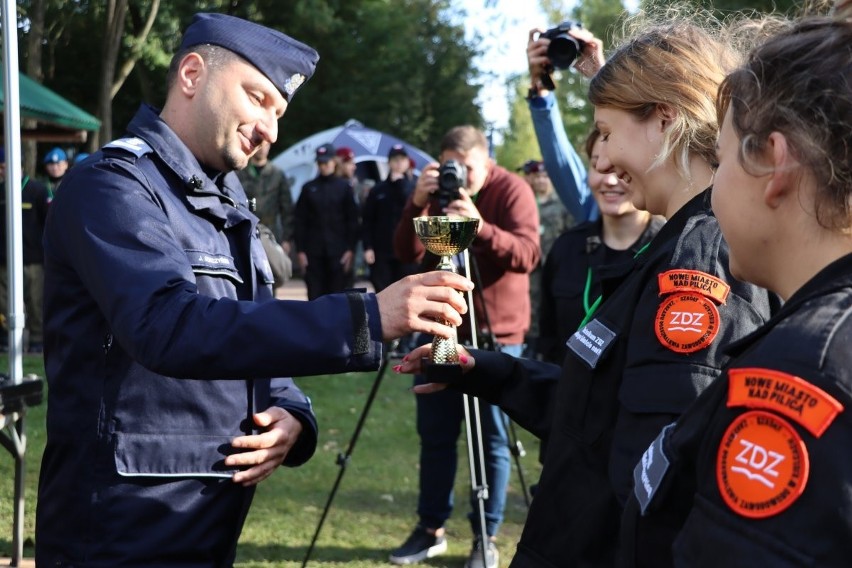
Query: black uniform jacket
xmin=621 ymin=252 xmax=852 ymax=568
xmin=538 ymin=216 xmax=665 ymax=363
xmin=453 ymin=190 xmax=777 ymax=567
xmin=294 ymin=173 xmax=359 ymax=257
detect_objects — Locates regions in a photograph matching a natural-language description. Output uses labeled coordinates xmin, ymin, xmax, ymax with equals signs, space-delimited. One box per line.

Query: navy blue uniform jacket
xmin=451 ymin=190 xmax=777 ymax=567
xmin=621 ymin=253 xmax=852 ymax=567
xmin=36 ymin=104 xmax=384 ymax=566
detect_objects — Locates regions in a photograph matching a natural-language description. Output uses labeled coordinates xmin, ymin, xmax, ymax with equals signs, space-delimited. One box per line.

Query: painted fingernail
xmin=393 ymin=365 xmax=402 ymax=373
xmin=460 ymin=355 xmax=468 ymax=364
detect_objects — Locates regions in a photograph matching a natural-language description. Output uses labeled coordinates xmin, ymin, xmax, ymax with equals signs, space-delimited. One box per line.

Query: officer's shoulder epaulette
xmin=102 ymin=137 xmax=153 ymax=160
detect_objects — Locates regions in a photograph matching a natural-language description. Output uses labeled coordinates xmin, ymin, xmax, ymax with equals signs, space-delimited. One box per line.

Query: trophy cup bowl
xmin=413 ymin=215 xmax=479 ymax=379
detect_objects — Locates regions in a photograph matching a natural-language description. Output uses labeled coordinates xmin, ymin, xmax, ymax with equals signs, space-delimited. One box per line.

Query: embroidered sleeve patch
xmin=658 ymin=270 xmax=730 ymax=304
xmin=716 ymin=410 xmax=809 ymax=519
xmin=655 ymin=293 xmax=720 ymax=353
xmin=727 ymin=368 xmax=843 ymax=438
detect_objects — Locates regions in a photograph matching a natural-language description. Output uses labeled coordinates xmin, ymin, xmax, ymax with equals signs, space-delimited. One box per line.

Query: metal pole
xmin=462 ymin=250 xmax=489 ymax=567
xmin=3 ymin=1 xmax=29 ymax=563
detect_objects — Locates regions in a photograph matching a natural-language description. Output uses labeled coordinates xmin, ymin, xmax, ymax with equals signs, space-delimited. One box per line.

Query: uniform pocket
xmin=185 ymin=249 xmax=243 ymax=284
xmin=673 ymin=494 xmax=815 ymax=567
xmin=610 ymin=364 xmax=720 ymax=503
xmin=114 ymin=431 xmax=237 ymax=479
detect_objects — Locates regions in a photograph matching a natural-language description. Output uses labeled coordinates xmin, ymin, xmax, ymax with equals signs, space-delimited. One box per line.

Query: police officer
xmin=36 ymin=13 xmax=472 ymax=566
xmin=295 ymin=143 xmax=360 ymax=300
xmin=397 ymin=19 xmax=778 ymax=568
xmin=621 ymin=18 xmax=852 ymax=567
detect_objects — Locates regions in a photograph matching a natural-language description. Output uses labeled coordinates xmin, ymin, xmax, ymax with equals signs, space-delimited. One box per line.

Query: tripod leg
xmin=301 ymin=351 xmax=390 ymax=568
xmin=463 ymin=393 xmax=490 ymax=568
xmin=503 ymin=414 xmax=531 ymax=508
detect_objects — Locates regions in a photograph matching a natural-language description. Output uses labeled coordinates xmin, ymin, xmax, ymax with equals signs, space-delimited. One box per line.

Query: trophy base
xmin=421 ymin=357 xmax=464 ymax=382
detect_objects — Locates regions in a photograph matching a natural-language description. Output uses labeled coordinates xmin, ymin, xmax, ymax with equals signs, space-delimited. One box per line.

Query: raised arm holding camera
xmin=391 ymin=125 xmax=540 ymax=568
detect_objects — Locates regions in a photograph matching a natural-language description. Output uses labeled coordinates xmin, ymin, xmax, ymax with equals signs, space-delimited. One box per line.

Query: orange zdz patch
xmin=658 ymin=270 xmax=730 ymax=304
xmin=655 ymin=293 xmax=720 ymax=353
xmin=728 ymin=368 xmax=844 ymax=438
xmin=716 ymin=410 xmax=809 ymax=519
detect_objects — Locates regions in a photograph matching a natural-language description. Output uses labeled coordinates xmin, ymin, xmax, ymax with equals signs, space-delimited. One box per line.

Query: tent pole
xmin=3 ymin=0 xmax=30 ymax=564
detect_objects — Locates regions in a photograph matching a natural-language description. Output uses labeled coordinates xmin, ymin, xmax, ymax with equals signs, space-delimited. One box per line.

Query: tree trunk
xmin=23 ymin=0 xmax=47 ymax=176
xmin=95 ymin=0 xmax=128 ymax=147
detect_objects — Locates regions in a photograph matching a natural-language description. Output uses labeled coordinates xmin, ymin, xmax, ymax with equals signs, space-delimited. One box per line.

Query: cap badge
xmin=284 ymin=73 xmax=305 ymax=97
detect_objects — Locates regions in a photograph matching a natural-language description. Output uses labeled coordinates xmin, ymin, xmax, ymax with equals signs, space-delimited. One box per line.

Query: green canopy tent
xmin=1 ymin=70 xmax=101 ymax=141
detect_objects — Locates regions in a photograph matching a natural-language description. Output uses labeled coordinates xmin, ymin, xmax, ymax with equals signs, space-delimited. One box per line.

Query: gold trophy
xmin=413 ymin=215 xmax=479 ymax=379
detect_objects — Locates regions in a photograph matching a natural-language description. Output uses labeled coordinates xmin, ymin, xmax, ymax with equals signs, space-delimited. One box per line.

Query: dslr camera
xmin=433 ymin=160 xmax=467 ymax=209
xmin=538 ymin=20 xmax=587 ymax=90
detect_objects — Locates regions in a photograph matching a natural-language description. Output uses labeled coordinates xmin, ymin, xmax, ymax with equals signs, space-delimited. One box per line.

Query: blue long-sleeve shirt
xmin=528 ymin=92 xmax=599 ymax=222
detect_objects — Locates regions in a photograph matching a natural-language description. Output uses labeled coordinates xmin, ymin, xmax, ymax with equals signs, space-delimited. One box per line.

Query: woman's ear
xmin=656 ymin=103 xmax=678 ymax=130
xmin=763 ymin=131 xmax=798 ymax=209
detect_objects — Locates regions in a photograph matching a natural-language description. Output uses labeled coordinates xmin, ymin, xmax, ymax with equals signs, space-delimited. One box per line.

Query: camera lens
xmin=547 ymin=34 xmax=581 ymax=69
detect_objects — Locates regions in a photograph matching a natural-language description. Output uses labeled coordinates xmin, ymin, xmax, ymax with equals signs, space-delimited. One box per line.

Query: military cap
xmin=44 ymin=147 xmax=68 ymax=164
xmin=518 ymin=159 xmax=545 ymax=174
xmin=335 ymin=147 xmax=355 ymax=162
xmin=179 ymin=12 xmax=319 ymax=102
xmin=388 ymin=144 xmax=408 ymax=159
xmin=316 ymin=143 xmax=335 ymax=163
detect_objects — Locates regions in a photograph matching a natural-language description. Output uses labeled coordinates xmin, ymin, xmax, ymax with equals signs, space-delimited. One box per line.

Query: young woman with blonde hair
xmin=397 ymin=14 xmax=778 ymax=567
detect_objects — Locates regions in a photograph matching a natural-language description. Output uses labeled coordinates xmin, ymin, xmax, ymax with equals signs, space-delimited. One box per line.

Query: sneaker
xmin=389 ymin=525 xmax=447 ymax=565
xmin=465 ymin=536 xmax=499 ymax=568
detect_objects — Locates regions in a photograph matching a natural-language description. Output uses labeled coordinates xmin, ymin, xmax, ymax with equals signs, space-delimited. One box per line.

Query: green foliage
xmin=16 ymin=0 xmax=483 ymax=158
xmin=494 ymin=76 xmax=540 ymax=171
xmin=0 ymin=357 xmax=541 ymax=565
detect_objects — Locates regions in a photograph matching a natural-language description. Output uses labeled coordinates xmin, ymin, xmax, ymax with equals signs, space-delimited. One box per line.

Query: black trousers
xmin=304 ymin=254 xmax=348 ymax=300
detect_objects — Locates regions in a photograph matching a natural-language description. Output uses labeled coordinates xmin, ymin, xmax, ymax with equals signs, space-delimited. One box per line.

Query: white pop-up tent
xmin=272 ymin=119 xmax=435 ymax=199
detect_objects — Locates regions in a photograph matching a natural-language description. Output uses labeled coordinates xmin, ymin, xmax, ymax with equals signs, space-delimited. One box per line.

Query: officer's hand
xmin=364 ymin=249 xmax=376 ymax=265
xmin=391 ymin=344 xmax=476 ymax=394
xmin=340 ymin=250 xmax=354 ymax=272
xmin=443 ymin=189 xmax=482 ymax=232
xmin=412 ymin=163 xmax=440 ymax=208
xmin=227 ymin=407 xmax=302 ymax=487
xmin=377 ymin=271 xmax=473 ymax=341
xmin=297 ymin=252 xmax=308 ymax=271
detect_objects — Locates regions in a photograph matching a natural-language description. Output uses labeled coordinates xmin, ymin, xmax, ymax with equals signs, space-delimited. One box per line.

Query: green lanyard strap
xmin=577 ymin=241 xmax=652 ymax=330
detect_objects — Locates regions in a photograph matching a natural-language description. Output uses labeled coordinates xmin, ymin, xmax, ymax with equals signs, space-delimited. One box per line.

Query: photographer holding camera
xmin=526 ymin=22 xmax=606 ymax=223
xmin=391 ymin=125 xmax=540 ymax=568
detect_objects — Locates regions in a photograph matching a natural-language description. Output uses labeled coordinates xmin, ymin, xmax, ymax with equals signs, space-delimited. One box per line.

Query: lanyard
xmin=577 ymin=241 xmax=652 ymax=330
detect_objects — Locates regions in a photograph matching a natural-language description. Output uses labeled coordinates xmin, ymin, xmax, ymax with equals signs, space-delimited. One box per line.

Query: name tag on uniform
xmin=566 ymin=318 xmax=616 ymax=369
xmin=633 ymin=423 xmax=674 ymax=515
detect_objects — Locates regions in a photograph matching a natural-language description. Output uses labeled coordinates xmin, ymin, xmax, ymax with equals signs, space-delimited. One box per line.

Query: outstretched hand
xmin=391 ymin=343 xmax=476 ymax=394
xmin=377 ymin=271 xmax=473 ymax=341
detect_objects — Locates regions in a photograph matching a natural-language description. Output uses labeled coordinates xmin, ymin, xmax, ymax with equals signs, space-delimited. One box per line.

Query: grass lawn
xmin=0 ymin=356 xmax=543 ymax=566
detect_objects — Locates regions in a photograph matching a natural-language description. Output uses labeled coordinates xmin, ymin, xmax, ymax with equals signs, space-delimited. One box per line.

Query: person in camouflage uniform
xmin=520 ymin=159 xmax=573 ymax=358
xmin=237 ymin=140 xmax=295 ymax=288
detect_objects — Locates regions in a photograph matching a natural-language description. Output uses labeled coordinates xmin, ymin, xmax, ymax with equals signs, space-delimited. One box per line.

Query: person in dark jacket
xmin=0 ymin=148 xmax=51 ymax=352
xmin=620 ymin=17 xmax=852 ymax=567
xmin=362 ymin=143 xmax=418 ymax=293
xmin=295 ymin=142 xmax=360 ymax=300
xmin=36 ymin=13 xmax=473 ymax=567
xmin=396 ymin=18 xmax=779 ymax=568
xmin=537 ymin=128 xmax=663 ymax=364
